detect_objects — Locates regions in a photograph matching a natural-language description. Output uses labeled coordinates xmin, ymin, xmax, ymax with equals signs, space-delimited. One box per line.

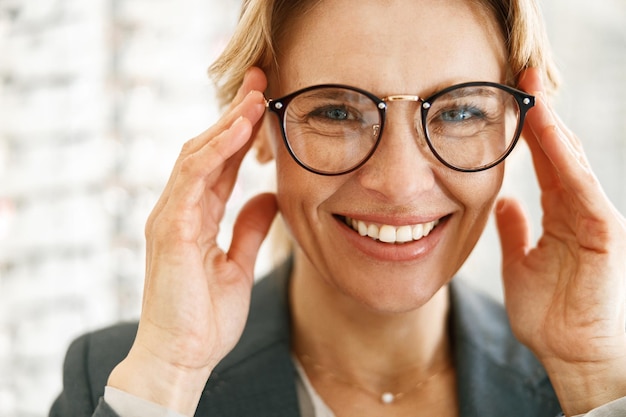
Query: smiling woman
xmin=46 ymin=1 xmax=626 ymax=417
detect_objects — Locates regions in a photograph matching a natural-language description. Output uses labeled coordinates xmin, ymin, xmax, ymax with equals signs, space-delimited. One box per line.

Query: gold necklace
xmin=297 ymin=353 xmax=453 ymax=405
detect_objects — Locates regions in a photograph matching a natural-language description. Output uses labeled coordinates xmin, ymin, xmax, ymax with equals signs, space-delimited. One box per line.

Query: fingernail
xmin=532 ymin=90 xmax=546 ymax=102
xmin=231 ymin=115 xmax=245 ymax=129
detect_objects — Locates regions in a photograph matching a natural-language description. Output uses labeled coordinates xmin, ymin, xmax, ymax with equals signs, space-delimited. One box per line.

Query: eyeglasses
xmin=265 ymin=82 xmax=534 ymax=175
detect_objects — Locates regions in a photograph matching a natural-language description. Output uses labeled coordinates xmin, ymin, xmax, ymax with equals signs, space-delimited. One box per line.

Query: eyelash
xmin=432 ymin=101 xmax=493 ymax=122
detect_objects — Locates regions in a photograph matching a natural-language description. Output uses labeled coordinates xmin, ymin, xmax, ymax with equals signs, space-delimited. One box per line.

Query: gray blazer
xmin=50 ymin=259 xmax=563 ymax=416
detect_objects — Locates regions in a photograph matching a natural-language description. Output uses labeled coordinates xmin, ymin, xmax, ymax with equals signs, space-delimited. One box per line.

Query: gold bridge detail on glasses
xmin=382 ymin=95 xmax=422 ymax=102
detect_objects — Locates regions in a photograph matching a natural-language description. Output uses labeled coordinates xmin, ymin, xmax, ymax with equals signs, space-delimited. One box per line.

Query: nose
xmin=356 ymin=103 xmax=436 ymax=204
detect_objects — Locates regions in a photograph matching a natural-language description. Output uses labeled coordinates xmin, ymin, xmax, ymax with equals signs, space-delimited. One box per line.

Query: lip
xmin=333 ymin=213 xmax=449 ymax=262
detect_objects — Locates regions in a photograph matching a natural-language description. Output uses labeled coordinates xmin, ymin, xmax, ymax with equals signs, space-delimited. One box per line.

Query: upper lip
xmin=335 ymin=212 xmax=447 ymax=226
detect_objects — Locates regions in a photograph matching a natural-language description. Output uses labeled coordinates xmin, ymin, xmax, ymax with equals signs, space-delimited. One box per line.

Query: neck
xmin=289 ymin=251 xmax=453 ymax=392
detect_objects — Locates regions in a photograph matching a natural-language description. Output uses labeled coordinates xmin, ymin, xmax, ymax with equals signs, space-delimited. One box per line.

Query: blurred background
xmin=0 ymin=0 xmax=624 ymax=416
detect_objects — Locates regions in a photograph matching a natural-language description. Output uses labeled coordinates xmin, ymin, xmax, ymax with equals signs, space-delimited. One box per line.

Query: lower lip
xmin=334 ymin=216 xmax=447 ymax=262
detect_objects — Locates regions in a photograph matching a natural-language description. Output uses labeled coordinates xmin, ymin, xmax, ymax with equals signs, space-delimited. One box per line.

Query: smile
xmin=343 ymin=217 xmax=441 ymax=244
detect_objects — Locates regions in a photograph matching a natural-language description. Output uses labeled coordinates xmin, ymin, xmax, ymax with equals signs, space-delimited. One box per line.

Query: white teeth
xmin=412 ymin=223 xmax=424 ymax=240
xmin=396 ymin=225 xmax=413 ymax=243
xmin=367 ymin=224 xmax=379 ymax=240
xmin=379 ymin=225 xmax=396 ymax=243
xmin=358 ymin=221 xmax=368 ymax=236
xmin=344 ymin=217 xmax=440 ymax=244
xmin=424 ymin=221 xmax=434 ymax=236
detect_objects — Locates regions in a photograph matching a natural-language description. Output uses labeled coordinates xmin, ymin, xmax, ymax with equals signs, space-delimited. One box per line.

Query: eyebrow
xmin=440 ymin=86 xmax=500 ymax=100
xmin=300 ymin=88 xmax=369 ymax=101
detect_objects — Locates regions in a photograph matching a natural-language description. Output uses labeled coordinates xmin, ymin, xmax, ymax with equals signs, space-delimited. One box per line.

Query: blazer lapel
xmin=450 ymin=279 xmax=562 ymax=417
xmin=196 ymin=259 xmax=301 ymax=417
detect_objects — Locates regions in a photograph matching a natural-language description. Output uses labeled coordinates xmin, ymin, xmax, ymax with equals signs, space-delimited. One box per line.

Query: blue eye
xmin=313 ymin=106 xmax=351 ymax=121
xmin=440 ymin=107 xmax=484 ymax=122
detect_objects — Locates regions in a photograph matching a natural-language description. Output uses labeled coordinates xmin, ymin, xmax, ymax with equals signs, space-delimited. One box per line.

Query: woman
xmin=50 ymin=0 xmax=626 ymax=416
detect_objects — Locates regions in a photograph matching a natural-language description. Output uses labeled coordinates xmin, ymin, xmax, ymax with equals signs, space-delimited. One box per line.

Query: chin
xmin=331 ymin=270 xmax=451 ymax=316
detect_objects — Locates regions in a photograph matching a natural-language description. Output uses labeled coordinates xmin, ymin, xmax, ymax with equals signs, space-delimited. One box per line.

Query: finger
xmin=518 ymin=69 xmax=607 ymax=212
xmin=518 ymin=69 xmax=576 ymax=138
xmin=153 ymin=68 xmax=267 ymax=211
xmin=519 ymin=69 xmax=591 ymax=181
xmin=185 ymin=89 xmax=267 ymax=157
xmin=148 ymin=90 xmax=266 ymax=230
xmin=517 ymin=70 xmax=623 ymax=257
xmin=518 ymin=68 xmax=561 ymax=191
xmin=142 ymin=68 xmax=268 ymax=307
xmin=228 ymin=193 xmax=279 ymax=283
xmin=161 ymin=116 xmax=256 ymax=242
xmin=226 ymin=67 xmax=268 ymax=115
xmin=185 ymin=67 xmax=268 ymax=155
xmin=495 ymin=197 xmax=531 ymax=270
xmin=187 ymin=67 xmax=267 ymax=157
xmin=212 ymin=100 xmax=268 ymax=203
xmin=182 ymin=67 xmax=267 ymax=156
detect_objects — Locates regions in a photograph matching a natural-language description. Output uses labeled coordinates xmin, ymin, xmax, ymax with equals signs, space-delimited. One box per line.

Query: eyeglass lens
xmin=280 ymin=85 xmax=524 ymax=174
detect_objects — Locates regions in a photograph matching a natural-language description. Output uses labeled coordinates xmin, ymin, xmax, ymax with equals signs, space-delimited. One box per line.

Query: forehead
xmin=272 ymin=0 xmax=507 ymax=96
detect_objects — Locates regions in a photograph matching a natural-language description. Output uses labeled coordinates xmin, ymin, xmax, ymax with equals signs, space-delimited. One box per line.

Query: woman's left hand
xmin=494 ymin=68 xmax=626 ymax=415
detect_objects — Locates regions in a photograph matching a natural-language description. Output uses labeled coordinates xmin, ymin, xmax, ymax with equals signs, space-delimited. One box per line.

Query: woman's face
xmin=264 ymin=0 xmax=508 ymax=313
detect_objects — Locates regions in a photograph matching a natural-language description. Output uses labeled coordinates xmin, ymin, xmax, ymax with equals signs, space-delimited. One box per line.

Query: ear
xmin=253 ymin=115 xmax=277 ymax=164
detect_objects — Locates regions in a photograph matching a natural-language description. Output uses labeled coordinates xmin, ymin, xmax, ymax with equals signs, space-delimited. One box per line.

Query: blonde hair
xmin=209 ymin=0 xmax=559 ymax=107
xmin=208 ymin=0 xmax=320 ymax=107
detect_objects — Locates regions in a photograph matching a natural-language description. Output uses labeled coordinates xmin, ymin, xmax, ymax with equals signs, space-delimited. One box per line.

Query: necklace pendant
xmin=381 ymin=392 xmax=395 ymax=404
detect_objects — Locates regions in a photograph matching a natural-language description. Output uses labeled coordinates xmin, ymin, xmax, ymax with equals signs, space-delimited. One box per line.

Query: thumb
xmin=228 ymin=193 xmax=279 ymax=281
xmin=494 ymin=197 xmax=531 ymax=271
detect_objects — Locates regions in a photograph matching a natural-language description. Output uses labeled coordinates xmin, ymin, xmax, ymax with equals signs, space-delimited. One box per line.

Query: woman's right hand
xmin=107 ymin=67 xmax=278 ymax=416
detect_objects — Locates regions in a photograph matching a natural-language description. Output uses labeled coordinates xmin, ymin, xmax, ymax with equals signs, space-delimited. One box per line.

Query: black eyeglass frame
xmin=265 ymin=81 xmax=535 ymax=176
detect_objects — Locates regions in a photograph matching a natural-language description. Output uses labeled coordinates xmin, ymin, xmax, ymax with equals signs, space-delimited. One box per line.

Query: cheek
xmin=264 ymin=118 xmax=303 ymax=211
xmin=274 ymin=173 xmax=337 ymax=269
xmin=266 ymin=113 xmax=336 ymax=212
xmin=453 ymin=166 xmax=504 ymax=234
xmin=273 ymin=147 xmax=327 ymax=237
xmin=451 ymin=161 xmax=503 ymax=204
xmin=439 ymin=167 xmax=504 ymax=276
xmin=275 ymin=167 xmax=334 ymax=221
xmin=469 ymin=172 xmax=502 ymax=212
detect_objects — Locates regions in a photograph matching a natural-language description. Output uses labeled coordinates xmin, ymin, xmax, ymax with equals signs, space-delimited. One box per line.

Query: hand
xmin=495 ymin=68 xmax=626 ymax=415
xmin=108 ymin=67 xmax=278 ymax=415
